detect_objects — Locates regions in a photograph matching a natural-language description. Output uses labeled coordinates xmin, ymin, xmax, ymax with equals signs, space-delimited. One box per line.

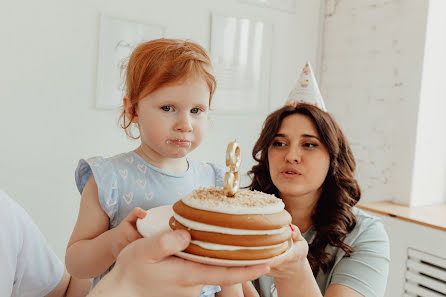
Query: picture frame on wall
xmin=237 ymin=0 xmax=296 ymax=13
xmin=210 ymin=13 xmax=273 ymax=113
xmin=95 ymin=15 xmax=164 ymax=109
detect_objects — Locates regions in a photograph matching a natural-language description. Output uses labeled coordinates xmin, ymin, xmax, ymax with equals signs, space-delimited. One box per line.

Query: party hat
xmin=285 ymin=61 xmax=327 ymax=111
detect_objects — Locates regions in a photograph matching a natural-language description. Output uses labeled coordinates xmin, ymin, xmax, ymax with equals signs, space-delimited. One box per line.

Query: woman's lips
xmin=280 ymin=168 xmax=302 ymax=178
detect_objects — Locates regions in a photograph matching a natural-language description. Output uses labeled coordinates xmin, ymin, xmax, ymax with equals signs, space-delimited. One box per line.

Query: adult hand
xmin=267 ymin=225 xmax=323 ymax=296
xmin=267 ymin=225 xmax=309 ymax=281
xmin=89 ymin=229 xmax=270 ymax=297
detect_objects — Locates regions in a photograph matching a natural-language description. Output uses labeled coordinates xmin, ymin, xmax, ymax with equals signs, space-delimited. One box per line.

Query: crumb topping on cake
xmin=181 ymin=186 xmax=284 ymax=214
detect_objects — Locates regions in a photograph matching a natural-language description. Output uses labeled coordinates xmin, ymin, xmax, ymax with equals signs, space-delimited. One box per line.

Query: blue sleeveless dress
xmin=75 ymin=151 xmax=225 ymax=296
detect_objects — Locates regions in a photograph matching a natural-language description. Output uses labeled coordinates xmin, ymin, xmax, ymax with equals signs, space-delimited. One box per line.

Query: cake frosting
xmin=181 ymin=186 xmax=285 ymax=214
xmin=173 ymin=213 xmax=288 ymax=235
xmin=190 ymin=240 xmax=285 ymax=251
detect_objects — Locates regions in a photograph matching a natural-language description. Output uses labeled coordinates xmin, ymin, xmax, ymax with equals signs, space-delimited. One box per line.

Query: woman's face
xmin=267 ymin=114 xmax=330 ymax=202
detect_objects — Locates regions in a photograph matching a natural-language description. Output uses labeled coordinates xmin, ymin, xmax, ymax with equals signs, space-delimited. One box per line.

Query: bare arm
xmin=65 ymin=274 xmax=91 ymax=297
xmin=324 ymin=284 xmax=364 ymax=297
xmin=274 ymin=258 xmax=322 ymax=297
xmin=65 ymin=176 xmax=116 ymax=278
xmin=65 ymin=176 xmax=146 ymax=279
xmin=274 ymin=259 xmax=365 ymax=297
xmin=269 ymin=226 xmax=322 ymax=297
xmin=44 ymin=268 xmax=91 ymax=297
xmin=44 ymin=268 xmax=70 ymax=297
xmin=242 ymin=281 xmax=260 ymax=297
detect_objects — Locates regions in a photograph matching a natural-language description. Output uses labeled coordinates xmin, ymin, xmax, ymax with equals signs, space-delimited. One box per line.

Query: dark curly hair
xmin=248 ymin=103 xmax=360 ymax=276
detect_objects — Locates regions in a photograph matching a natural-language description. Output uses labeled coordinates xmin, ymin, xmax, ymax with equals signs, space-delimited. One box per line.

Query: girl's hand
xmin=267 ymin=224 xmax=309 ymax=281
xmin=110 ymin=207 xmax=146 ymax=258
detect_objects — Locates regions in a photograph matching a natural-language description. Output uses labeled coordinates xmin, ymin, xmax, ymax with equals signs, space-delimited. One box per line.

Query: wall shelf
xmin=358 ymin=201 xmax=446 ymax=232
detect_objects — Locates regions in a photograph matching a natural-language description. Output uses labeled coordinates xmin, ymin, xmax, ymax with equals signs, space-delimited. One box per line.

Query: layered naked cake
xmin=169 ymin=187 xmax=292 ymax=260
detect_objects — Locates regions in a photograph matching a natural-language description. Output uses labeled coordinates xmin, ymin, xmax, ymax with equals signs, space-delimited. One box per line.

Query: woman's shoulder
xmin=352 ymin=206 xmax=384 ymax=229
xmin=0 ymin=189 xmax=54 ymax=249
xmin=0 ymin=190 xmax=21 ymax=224
xmin=346 ymin=207 xmax=389 ymax=245
xmin=0 ymin=190 xmax=42 ymax=230
xmin=327 ymin=207 xmax=390 ymax=297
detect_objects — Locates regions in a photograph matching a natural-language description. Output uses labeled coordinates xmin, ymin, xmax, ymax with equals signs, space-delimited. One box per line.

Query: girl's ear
xmin=123 ymin=97 xmax=138 ymax=122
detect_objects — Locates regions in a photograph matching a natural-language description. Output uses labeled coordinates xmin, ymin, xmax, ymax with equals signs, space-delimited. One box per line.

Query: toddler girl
xmin=65 ymin=39 xmax=239 ymax=296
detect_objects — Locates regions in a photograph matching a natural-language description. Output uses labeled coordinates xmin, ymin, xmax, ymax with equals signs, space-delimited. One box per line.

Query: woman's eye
xmin=272 ymin=141 xmax=286 ymax=147
xmin=190 ymin=107 xmax=201 ymax=114
xmin=161 ymin=106 xmax=174 ymax=112
xmin=304 ymin=143 xmax=318 ymax=148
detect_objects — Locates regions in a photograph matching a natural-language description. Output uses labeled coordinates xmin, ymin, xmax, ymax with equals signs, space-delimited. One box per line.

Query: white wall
xmin=0 ymin=0 xmax=322 ymax=259
xmin=411 ymin=0 xmax=446 ymax=206
xmin=320 ymin=0 xmax=430 ymax=205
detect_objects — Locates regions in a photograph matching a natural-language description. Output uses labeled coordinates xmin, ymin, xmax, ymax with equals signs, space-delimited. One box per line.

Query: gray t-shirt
xmin=75 ymin=151 xmax=225 ymax=296
xmin=255 ymin=207 xmax=390 ymax=297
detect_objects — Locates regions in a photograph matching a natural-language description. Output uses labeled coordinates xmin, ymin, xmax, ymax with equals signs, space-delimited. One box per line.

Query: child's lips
xmin=168 ymin=139 xmax=192 ymax=147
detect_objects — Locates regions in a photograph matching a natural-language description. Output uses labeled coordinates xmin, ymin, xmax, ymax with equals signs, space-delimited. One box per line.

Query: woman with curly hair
xmin=245 ymin=103 xmax=389 ymax=297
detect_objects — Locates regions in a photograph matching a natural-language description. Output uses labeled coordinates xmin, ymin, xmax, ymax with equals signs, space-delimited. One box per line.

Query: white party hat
xmin=285 ymin=61 xmax=327 ymax=111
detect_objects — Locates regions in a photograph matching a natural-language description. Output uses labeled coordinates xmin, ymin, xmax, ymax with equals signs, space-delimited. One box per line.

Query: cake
xmin=169 ymin=186 xmax=292 ymax=261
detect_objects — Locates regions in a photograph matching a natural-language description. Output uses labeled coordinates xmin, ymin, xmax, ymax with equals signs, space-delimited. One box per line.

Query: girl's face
xmin=267 ymin=114 xmax=330 ymax=202
xmin=131 ymin=77 xmax=210 ymax=160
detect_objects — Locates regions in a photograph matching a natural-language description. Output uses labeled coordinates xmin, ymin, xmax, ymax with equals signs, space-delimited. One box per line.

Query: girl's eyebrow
xmin=195 ymin=103 xmax=208 ymax=110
